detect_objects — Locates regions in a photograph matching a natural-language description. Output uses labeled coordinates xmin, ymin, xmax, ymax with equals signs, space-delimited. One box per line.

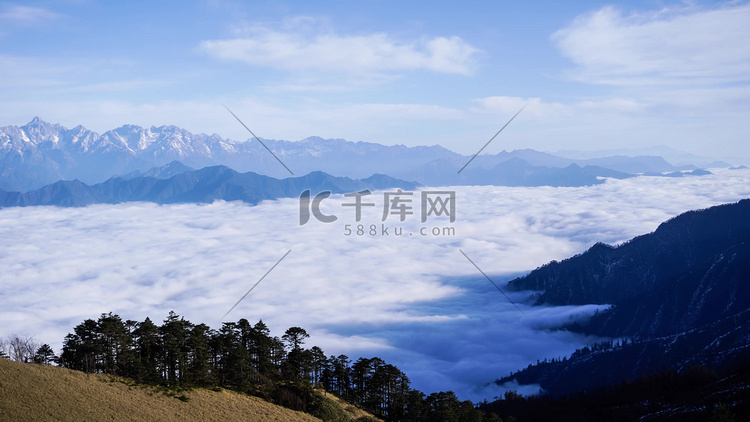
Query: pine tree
xmin=333 ymin=354 xmax=351 ymax=397
xmin=251 ymin=320 xmax=274 ymax=381
xmin=132 ymin=317 xmax=161 ymax=383
xmin=160 ymin=311 xmax=192 ymax=385
xmin=33 ymin=344 xmax=56 ymax=365
xmin=270 ymin=336 xmax=286 ymax=373
xmin=186 ymin=323 xmax=214 ymax=386
xmin=72 ymin=319 xmax=101 ymax=374
xmin=97 ymin=313 xmax=130 ymax=375
xmin=282 ymin=327 xmax=309 ymax=351
xmin=309 ymin=346 xmax=327 ymax=385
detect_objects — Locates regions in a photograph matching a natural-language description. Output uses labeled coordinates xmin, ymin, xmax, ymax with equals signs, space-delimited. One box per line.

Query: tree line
xmin=0 ymin=334 xmax=54 ymax=364
xmin=19 ymin=311 xmax=501 ymax=422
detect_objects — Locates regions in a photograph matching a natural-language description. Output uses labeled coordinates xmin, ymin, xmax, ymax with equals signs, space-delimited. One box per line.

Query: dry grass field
xmin=321 ymin=391 xmax=378 ymax=421
xmin=0 ymin=358 xmax=322 ymax=422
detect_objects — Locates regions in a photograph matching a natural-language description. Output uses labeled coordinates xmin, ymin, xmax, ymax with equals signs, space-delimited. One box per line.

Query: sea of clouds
xmin=2 ymin=169 xmax=750 ymax=401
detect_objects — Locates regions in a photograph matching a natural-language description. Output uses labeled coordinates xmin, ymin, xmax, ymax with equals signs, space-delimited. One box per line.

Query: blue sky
xmin=1 ymin=0 xmax=749 ymax=160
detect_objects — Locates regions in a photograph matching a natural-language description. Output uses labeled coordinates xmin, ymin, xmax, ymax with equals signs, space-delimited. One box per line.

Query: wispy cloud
xmin=0 ymin=55 xmax=73 ymax=88
xmin=0 ymin=5 xmax=59 ymax=26
xmin=553 ymin=3 xmax=750 ymax=86
xmin=199 ymin=19 xmax=482 ymax=76
xmin=472 ymin=96 xmax=644 ymax=119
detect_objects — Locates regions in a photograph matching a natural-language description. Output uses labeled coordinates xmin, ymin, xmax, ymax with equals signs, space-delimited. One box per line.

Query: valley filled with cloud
xmin=2 ymin=169 xmax=749 ymax=400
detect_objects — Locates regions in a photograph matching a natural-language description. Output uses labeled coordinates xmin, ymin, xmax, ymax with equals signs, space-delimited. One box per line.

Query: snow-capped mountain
xmin=0 ymin=118 xmax=456 ymax=191
xmin=0 ymin=118 xmax=716 ymax=192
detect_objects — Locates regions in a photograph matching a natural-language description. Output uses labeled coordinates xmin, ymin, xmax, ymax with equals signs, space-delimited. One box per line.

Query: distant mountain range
xmin=498 ymin=199 xmax=750 ymax=395
xmin=0 ymin=165 xmax=418 ymax=207
xmin=556 ymin=145 xmax=730 ymax=168
xmin=0 ymin=118 xmax=722 ymax=192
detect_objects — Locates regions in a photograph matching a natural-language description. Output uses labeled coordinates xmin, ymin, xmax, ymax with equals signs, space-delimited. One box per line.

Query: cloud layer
xmin=1 ymin=169 xmax=749 ymax=400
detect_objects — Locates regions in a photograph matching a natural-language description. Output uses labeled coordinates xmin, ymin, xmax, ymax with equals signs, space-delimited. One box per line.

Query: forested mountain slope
xmin=499 ymin=199 xmax=750 ymax=395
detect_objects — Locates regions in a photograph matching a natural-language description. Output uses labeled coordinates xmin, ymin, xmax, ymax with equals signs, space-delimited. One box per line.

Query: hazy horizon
xmin=3 ymin=116 xmax=739 ymax=167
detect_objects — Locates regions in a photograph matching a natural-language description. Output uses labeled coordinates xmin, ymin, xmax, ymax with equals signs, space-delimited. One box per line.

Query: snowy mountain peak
xmin=22 ymin=116 xmax=59 ymax=129
xmin=19 ymin=117 xmax=67 ymax=145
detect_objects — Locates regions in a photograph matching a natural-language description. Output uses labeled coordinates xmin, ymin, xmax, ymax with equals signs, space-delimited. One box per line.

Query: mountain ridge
xmin=1 ymin=118 xmax=717 ymax=191
xmin=0 ymin=165 xmax=420 ymax=208
xmin=498 ymin=199 xmax=750 ymax=395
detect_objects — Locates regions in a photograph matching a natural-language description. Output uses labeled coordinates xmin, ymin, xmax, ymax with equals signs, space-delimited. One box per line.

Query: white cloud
xmin=553 ymin=4 xmax=750 ymax=86
xmin=1 ymin=169 xmax=749 ymax=401
xmin=199 ymin=21 xmax=482 ymax=76
xmin=472 ymin=95 xmax=644 ymax=118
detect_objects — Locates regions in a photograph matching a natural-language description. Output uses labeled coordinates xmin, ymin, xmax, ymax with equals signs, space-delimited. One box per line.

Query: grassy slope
xmin=322 ymin=391 xmax=376 ymax=421
xmin=0 ymin=358 xmax=320 ymax=422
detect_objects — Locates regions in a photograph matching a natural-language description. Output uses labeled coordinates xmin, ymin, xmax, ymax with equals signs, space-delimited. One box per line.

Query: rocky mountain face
xmin=500 ymin=199 xmax=750 ymax=395
xmin=0 ymin=118 xmax=456 ymax=190
xmin=1 ymin=117 xmax=238 ymax=190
